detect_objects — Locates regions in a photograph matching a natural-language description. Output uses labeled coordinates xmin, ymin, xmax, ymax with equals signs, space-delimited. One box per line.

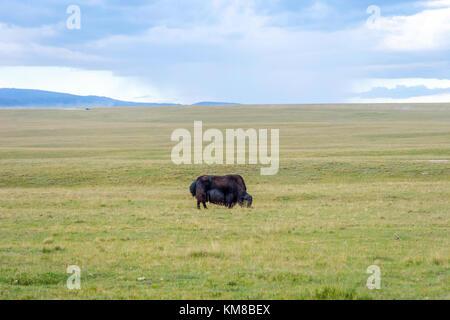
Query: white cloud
xmin=304 ymin=1 xmax=333 ymax=19
xmin=349 ymin=93 xmax=450 ymax=103
xmin=0 ymin=22 xmax=103 ymax=64
xmin=418 ymin=0 xmax=450 ymax=8
xmin=90 ymin=0 xmax=273 ymax=49
xmin=355 ymin=61 xmax=449 ymax=72
xmin=2 ymin=0 xmax=450 ymax=103
xmin=352 ymin=78 xmax=450 ymax=94
xmin=0 ymin=23 xmax=57 ymax=42
xmin=0 ymin=66 xmax=173 ymax=103
xmin=367 ymin=5 xmax=450 ymax=51
xmin=350 ymin=76 xmax=450 ymax=103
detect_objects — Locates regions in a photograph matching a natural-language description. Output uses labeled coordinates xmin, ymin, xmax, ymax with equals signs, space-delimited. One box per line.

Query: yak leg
xmin=225 ymin=194 xmax=235 ymax=208
xmin=197 ymin=191 xmax=207 ymax=209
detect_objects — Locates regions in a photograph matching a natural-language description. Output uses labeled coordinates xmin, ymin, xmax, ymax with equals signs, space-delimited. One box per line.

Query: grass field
xmin=0 ymin=104 xmax=449 ymax=299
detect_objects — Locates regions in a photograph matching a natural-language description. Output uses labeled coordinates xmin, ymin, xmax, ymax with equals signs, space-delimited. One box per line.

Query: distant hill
xmin=0 ymin=88 xmax=239 ymax=108
xmin=192 ymin=101 xmax=239 ymax=106
xmin=0 ymin=88 xmax=179 ymax=108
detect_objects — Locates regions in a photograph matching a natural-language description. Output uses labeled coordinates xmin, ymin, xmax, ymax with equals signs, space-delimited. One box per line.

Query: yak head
xmin=239 ymin=193 xmax=253 ymax=208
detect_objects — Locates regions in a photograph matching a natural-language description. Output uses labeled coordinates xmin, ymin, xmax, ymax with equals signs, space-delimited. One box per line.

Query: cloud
xmin=356 ymin=85 xmax=450 ymax=99
xmin=0 ymin=22 xmax=104 ymax=66
xmin=0 ymin=66 xmax=172 ymax=103
xmin=83 ymin=0 xmax=368 ymax=103
xmin=350 ymin=76 xmax=450 ymax=103
xmin=367 ymin=5 xmax=450 ymax=51
xmin=353 ymin=78 xmax=450 ymax=93
xmin=350 ymin=93 xmax=450 ymax=103
xmin=90 ymin=0 xmax=273 ymax=49
xmin=0 ymin=22 xmax=57 ymax=41
xmin=0 ymin=0 xmax=450 ymax=103
xmin=417 ymin=0 xmax=450 ymax=8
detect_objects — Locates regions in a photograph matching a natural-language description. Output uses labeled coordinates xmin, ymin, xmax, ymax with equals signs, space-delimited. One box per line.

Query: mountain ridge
xmin=0 ymin=88 xmax=239 ymax=107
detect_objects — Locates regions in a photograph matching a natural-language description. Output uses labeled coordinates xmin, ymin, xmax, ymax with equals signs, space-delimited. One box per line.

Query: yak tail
xmin=189 ymin=181 xmax=197 ymax=197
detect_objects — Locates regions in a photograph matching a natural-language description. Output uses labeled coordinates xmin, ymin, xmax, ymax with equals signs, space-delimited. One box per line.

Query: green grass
xmin=0 ymin=104 xmax=449 ymax=299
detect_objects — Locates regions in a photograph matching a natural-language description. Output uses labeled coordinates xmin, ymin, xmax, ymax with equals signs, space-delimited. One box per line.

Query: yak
xmin=189 ymin=174 xmax=252 ymax=209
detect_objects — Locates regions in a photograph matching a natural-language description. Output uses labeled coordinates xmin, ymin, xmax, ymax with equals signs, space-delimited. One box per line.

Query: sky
xmin=0 ymin=0 xmax=450 ymax=104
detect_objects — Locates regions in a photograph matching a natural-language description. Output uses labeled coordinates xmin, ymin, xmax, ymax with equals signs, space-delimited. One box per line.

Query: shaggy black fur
xmin=189 ymin=174 xmax=252 ymax=209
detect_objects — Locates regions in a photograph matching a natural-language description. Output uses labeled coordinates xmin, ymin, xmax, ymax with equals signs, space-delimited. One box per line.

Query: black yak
xmin=189 ymin=174 xmax=252 ymax=209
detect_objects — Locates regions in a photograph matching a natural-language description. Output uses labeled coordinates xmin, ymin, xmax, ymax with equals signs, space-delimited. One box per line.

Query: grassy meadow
xmin=0 ymin=104 xmax=449 ymax=299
